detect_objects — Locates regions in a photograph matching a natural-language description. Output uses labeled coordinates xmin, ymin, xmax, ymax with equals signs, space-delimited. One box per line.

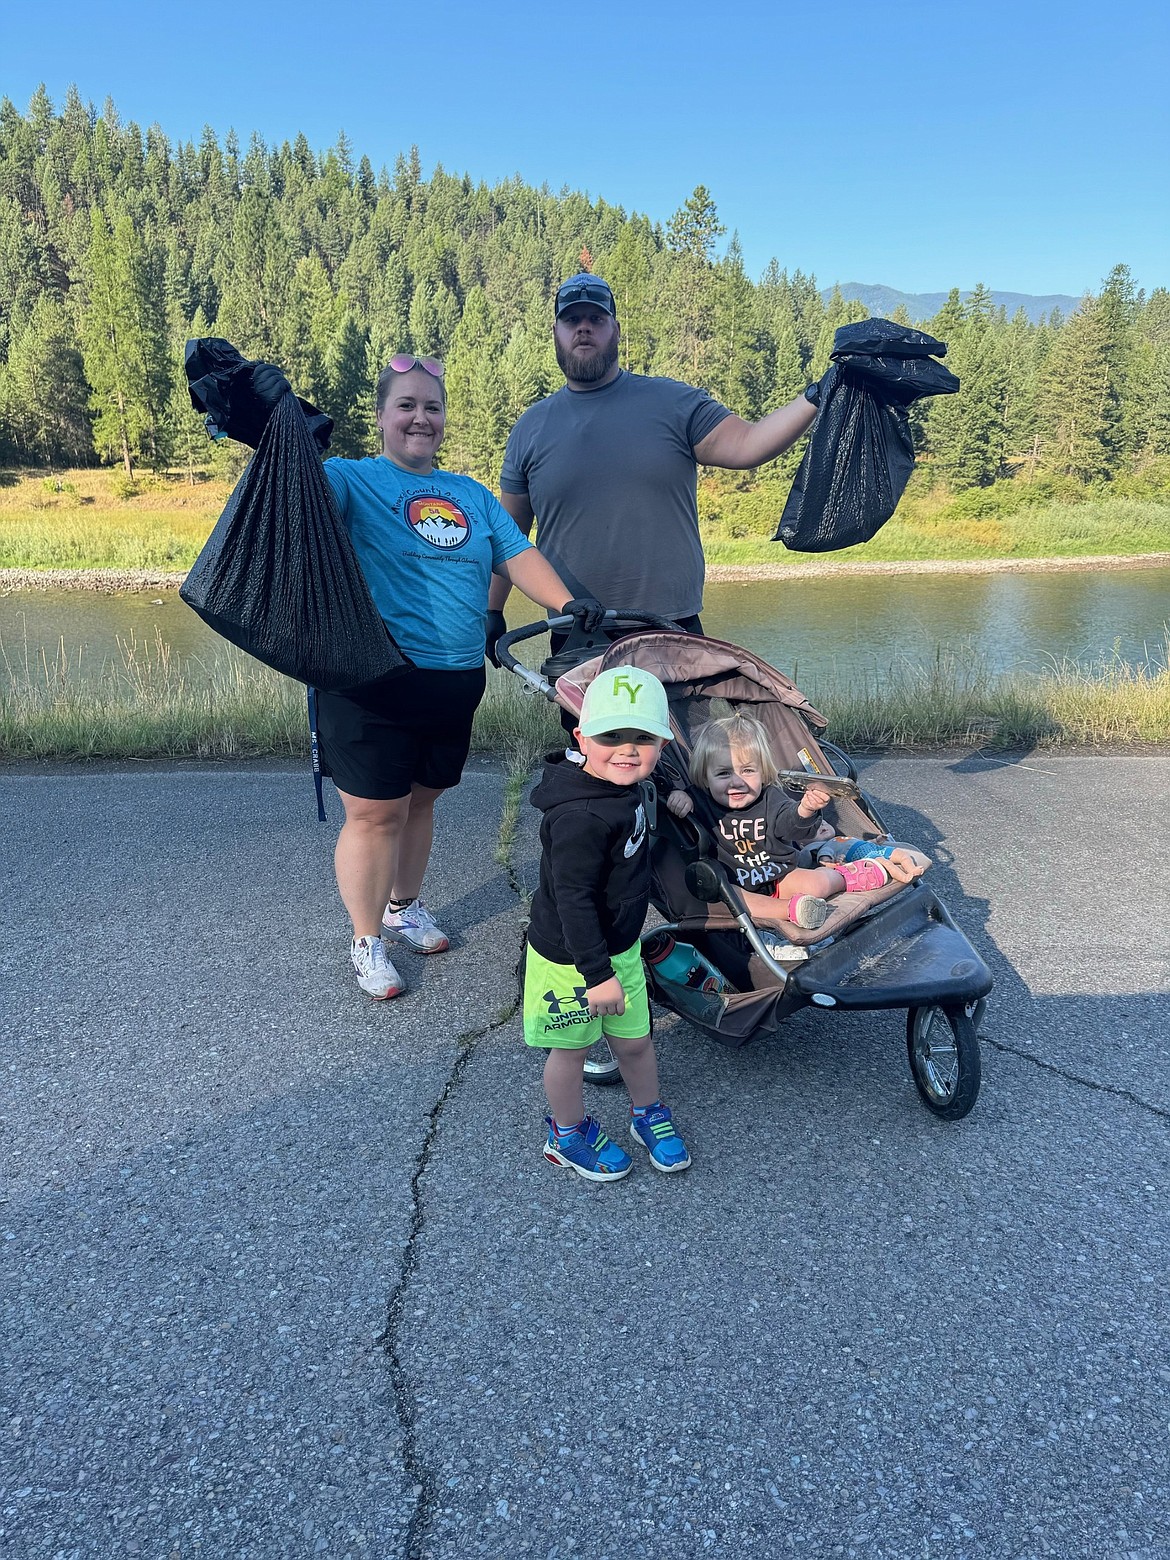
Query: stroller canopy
xmin=556 ymin=630 xmax=873 ymax=840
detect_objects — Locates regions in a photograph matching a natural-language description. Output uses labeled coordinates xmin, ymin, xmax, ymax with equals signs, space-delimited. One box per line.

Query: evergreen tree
xmin=0 ymin=196 xmax=49 ymax=356
xmin=1129 ymin=290 xmax=1170 ymax=459
xmin=754 ymin=263 xmax=805 ymax=409
xmin=215 ymin=185 xmax=290 ymax=357
xmin=1039 ymin=297 xmax=1112 ymax=480
xmin=770 ymin=307 xmax=805 ymax=406
xmin=167 ymin=302 xmax=213 ymax=485
xmin=367 ymin=252 xmax=411 ymax=372
xmin=80 ymin=206 xmax=169 ymax=473
xmin=1096 ymin=262 xmax=1138 ymax=473
xmin=995 ymin=309 xmax=1035 ymax=469
xmin=712 ymin=235 xmax=757 ymax=416
xmin=923 ymin=285 xmax=1004 ymax=489
xmin=790 ymin=270 xmax=824 ymax=372
xmin=655 ymin=186 xmax=725 ymax=384
xmin=326 ymin=313 xmax=373 ymax=457
xmin=444 ymin=285 xmax=507 ymax=481
xmin=500 ymin=317 xmax=551 ymax=430
xmin=279 ymin=252 xmax=339 ymax=408
xmin=929 ymin=288 xmax=965 ymax=344
xmin=2 ymin=293 xmax=91 ymax=464
xmin=602 ymin=220 xmax=654 ymax=374
xmin=666 ymin=185 xmax=724 ymax=263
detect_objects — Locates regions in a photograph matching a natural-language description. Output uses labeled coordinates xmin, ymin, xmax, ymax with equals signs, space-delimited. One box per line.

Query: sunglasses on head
xmin=556 ymin=282 xmax=613 ymax=313
xmin=389 ymin=354 xmax=444 ymax=379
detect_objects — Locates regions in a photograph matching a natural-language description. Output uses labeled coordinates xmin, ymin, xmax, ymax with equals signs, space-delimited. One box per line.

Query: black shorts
xmin=316 ymin=665 xmax=487 ymax=800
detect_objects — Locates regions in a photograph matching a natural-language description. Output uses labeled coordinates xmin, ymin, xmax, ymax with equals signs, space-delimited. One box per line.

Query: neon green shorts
xmin=523 ymin=940 xmax=650 ymax=1050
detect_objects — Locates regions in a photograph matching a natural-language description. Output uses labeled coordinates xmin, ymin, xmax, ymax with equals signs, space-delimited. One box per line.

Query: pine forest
xmin=2 ymin=86 xmax=1168 ymax=528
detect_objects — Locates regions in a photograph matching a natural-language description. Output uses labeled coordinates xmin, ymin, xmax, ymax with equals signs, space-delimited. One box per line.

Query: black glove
xmin=563 ymin=597 xmax=607 ymax=633
xmin=221 ymin=362 xmax=294 ymax=449
xmin=485 ymin=609 xmax=508 ymax=668
xmin=250 ymin=362 xmax=292 ymax=411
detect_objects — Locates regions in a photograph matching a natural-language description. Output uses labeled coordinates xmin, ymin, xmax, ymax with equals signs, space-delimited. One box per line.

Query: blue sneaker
xmin=543 ymin=1116 xmax=632 ymax=1182
xmin=630 ymin=1103 xmax=692 ymax=1173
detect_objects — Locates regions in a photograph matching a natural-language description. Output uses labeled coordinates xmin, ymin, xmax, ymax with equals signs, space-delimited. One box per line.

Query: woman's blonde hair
xmin=689 ymin=712 xmax=778 ymax=792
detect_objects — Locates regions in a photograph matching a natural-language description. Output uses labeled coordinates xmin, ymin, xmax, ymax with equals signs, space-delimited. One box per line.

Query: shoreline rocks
xmin=3 ymin=552 xmax=1170 ymax=594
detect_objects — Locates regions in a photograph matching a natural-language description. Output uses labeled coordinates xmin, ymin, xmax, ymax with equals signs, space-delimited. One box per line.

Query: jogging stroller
xmin=498 ymin=613 xmax=993 ymax=1120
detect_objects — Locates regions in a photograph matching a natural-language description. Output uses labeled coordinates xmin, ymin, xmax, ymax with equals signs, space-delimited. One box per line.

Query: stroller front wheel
xmin=582 ymin=1038 xmax=623 ymax=1086
xmin=906 ymin=1004 xmax=981 ymax=1120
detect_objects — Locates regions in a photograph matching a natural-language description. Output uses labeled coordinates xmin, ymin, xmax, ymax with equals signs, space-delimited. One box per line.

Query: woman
xmin=319 ymin=354 xmax=598 ymax=999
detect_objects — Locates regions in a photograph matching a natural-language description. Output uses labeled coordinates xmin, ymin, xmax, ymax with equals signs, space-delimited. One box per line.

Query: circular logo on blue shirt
xmin=407 ymin=495 xmax=471 ymax=549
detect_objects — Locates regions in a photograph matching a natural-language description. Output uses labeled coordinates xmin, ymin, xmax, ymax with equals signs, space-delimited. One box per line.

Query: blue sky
xmin=4 ymin=0 xmax=1167 ymax=298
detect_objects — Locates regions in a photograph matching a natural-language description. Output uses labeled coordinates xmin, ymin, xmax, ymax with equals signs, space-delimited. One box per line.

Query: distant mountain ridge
xmin=823 ymin=283 xmax=1081 ymax=326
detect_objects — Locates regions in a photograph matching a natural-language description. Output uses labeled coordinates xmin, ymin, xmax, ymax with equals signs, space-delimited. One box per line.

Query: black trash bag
xmin=180 ymin=367 xmax=409 ymax=693
xmin=774 ymin=318 xmax=960 ymax=553
xmin=185 ymin=337 xmax=334 ymax=452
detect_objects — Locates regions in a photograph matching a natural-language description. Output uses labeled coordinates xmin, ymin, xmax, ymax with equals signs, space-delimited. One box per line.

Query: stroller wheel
xmin=582 ymin=1038 xmax=623 ymax=1086
xmin=906 ymin=1004 xmax=981 ymax=1120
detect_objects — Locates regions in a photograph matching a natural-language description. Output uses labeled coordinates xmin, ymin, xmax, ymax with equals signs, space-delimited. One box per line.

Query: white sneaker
xmin=350 ymin=935 xmax=404 ymax=999
xmin=764 ymin=938 xmax=809 ymax=964
xmin=381 ymin=898 xmax=449 ymax=954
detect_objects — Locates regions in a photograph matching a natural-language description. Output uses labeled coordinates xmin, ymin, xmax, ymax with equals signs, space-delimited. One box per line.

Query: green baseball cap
xmin=577 ymin=665 xmax=672 ymax=741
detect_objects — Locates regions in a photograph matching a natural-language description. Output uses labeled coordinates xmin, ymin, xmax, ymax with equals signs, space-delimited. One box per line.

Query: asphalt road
xmin=2 ymin=754 xmax=1168 ymax=1560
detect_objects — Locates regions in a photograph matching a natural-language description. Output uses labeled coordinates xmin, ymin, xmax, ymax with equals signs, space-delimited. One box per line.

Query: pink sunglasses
xmin=388 ymin=354 xmax=444 ymax=379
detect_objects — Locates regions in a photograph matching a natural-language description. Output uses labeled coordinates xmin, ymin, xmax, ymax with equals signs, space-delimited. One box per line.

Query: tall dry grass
xmin=814 ymin=644 xmax=1170 ymax=750
xmin=2 ymin=633 xmax=1166 ymax=763
xmin=0 ymin=630 xmax=305 ymax=760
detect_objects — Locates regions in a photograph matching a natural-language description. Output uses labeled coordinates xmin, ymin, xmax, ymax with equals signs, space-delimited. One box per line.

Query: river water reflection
xmin=2 ymin=567 xmax=1168 ymax=693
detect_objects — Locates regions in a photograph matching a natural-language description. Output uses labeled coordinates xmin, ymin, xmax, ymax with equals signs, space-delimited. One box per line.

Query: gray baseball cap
xmin=555 ymin=273 xmax=617 ymax=319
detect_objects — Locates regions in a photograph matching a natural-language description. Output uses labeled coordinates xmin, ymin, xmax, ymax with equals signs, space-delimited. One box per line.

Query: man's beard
xmin=555 ymin=336 xmax=620 ymax=384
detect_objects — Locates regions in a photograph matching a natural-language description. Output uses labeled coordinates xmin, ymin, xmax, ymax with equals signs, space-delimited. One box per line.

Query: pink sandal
xmin=831 ymin=859 xmax=892 ymax=892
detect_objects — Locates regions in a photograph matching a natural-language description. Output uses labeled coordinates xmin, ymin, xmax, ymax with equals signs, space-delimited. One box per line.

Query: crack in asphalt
xmin=983 ymin=1036 xmax=1170 ymax=1122
xmin=376 ymin=1016 xmax=514 ymax=1559
xmin=375 ymin=772 xmax=530 ymax=1558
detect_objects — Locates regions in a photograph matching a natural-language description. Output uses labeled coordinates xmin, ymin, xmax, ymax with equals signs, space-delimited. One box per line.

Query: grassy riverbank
xmin=697 ymin=464 xmax=1170 ymax=566
xmin=4 ymin=465 xmax=1170 ymax=572
xmin=699 ymin=490 xmax=1170 ymax=568
xmin=3 ymin=634 xmax=1167 ymax=763
xmin=0 ymin=467 xmax=229 ymax=571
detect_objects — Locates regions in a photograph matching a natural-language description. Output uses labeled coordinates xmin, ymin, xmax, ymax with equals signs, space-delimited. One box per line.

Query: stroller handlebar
xmin=494 ymin=610 xmax=683 ymax=694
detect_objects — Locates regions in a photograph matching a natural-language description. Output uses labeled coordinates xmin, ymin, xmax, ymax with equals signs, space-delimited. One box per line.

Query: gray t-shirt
xmin=500 ymin=370 xmax=732 ymax=619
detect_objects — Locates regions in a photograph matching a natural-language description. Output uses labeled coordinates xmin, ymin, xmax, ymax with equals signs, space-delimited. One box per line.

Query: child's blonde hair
xmin=689 ymin=712 xmax=778 ymax=792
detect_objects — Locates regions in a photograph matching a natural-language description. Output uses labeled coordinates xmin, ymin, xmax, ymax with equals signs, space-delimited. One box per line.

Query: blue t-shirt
xmin=324 ymin=457 xmax=532 ymax=670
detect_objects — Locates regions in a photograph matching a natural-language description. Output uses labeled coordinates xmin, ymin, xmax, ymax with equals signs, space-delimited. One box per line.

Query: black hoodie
xmin=527 ymin=750 xmax=652 ymax=986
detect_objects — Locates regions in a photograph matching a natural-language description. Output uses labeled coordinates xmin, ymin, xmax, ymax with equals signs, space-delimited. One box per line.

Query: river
xmin=2 ymin=566 xmax=1168 ymax=694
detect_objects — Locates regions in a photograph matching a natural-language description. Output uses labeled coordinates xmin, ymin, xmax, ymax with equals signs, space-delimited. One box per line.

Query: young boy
xmin=524 ymin=665 xmax=692 ymax=1182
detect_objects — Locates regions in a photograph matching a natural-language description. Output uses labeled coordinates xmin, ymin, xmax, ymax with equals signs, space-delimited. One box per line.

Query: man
xmin=487 ymin=271 xmax=820 ymax=654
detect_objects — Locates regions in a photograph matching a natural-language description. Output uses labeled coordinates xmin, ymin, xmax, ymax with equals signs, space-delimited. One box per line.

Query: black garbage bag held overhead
xmin=774 ymin=318 xmax=960 ymax=554
xmin=181 ymin=338 xmax=409 ymax=693
xmin=185 ymin=336 xmax=335 ymax=453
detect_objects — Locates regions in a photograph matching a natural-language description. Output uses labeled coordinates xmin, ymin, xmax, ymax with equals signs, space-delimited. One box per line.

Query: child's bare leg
xmin=610 ymin=1032 xmax=691 ymax=1171
xmin=783 ymin=866 xmax=848 ymax=898
xmin=740 ymin=867 xmax=845 ymax=924
xmin=607 ymin=1031 xmax=657 ymax=1108
xmin=543 ymin=1048 xmax=587 ymax=1125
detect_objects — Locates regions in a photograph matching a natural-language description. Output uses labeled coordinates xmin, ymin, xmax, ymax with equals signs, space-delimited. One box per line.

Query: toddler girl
xmin=665 ymin=712 xmax=929 ymax=932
